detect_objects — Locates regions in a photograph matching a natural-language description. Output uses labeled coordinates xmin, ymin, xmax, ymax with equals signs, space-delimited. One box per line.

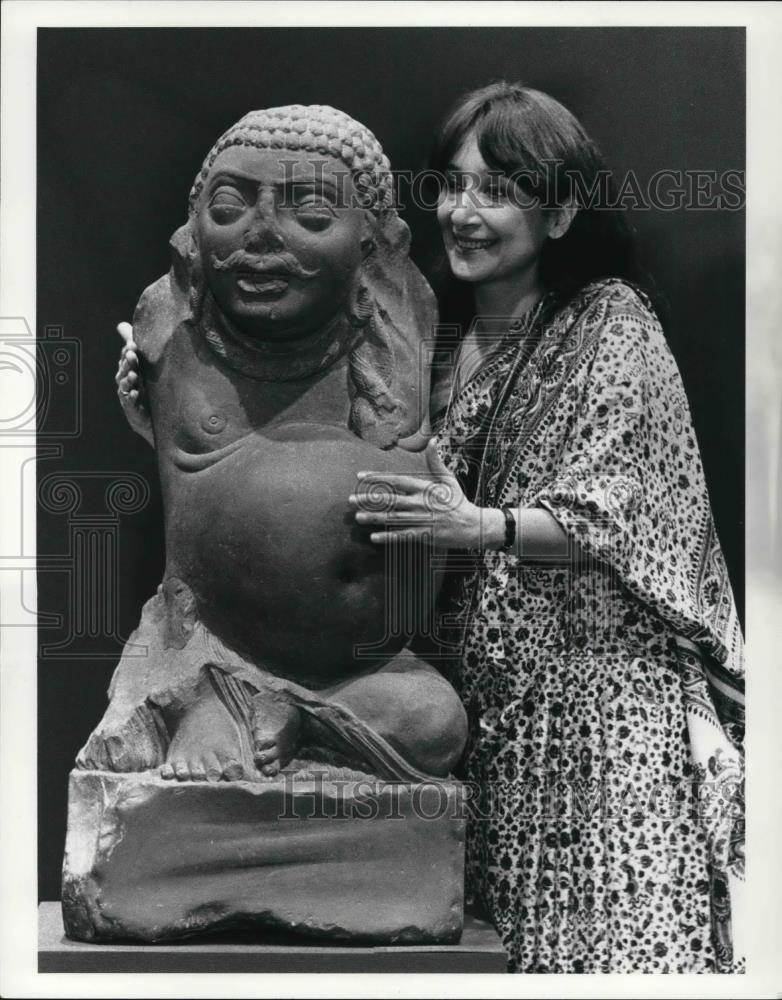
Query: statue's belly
xmin=163 ymin=425 xmax=431 ymax=684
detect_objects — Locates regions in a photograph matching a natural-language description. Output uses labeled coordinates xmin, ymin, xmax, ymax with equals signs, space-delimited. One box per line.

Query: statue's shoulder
xmin=132 ymin=225 xmax=194 ymax=365
xmin=131 ymin=274 xmax=181 ymax=364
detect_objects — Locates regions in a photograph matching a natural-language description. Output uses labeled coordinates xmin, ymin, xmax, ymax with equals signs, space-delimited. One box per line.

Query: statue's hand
xmin=396 ymin=418 xmax=433 ymax=453
xmin=115 ymin=322 xmax=154 ymax=447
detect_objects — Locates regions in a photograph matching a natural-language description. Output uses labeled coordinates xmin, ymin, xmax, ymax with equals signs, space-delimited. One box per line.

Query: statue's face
xmin=196 ymin=145 xmax=370 ymax=341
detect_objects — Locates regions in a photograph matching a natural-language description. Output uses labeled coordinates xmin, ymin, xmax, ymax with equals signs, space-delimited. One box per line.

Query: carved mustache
xmin=209 ymin=250 xmax=321 ymax=280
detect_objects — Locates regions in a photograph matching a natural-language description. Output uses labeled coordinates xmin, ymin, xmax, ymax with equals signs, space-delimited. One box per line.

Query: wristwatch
xmin=501 ymin=505 xmax=517 ymax=550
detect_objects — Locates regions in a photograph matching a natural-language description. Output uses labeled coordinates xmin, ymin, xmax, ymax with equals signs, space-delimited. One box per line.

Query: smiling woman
xmin=437 ymin=135 xmax=568 ymax=299
xmin=430 ymin=84 xmax=646 ymax=321
xmin=352 ymin=82 xmax=745 ymax=974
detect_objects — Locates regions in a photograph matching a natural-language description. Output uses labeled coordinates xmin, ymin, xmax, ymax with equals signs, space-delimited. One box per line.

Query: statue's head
xmin=157 ymin=105 xmax=435 ymax=447
xmin=183 ymin=105 xmax=396 ymax=343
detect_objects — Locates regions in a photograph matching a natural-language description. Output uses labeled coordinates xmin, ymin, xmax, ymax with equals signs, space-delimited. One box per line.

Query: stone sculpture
xmin=61 ymin=106 xmax=468 ymax=945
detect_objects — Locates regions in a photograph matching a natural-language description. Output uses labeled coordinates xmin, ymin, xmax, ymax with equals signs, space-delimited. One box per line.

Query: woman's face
xmin=436 ymin=133 xmax=553 ymax=289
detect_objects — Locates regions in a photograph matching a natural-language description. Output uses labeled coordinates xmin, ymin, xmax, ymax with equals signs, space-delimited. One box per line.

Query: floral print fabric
xmin=434 ymin=279 xmax=745 ymax=972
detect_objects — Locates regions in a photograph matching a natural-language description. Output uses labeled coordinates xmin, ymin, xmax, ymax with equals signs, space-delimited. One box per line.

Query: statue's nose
xmin=244 ymin=197 xmax=285 ymax=253
xmin=244 ymin=224 xmax=284 ymax=253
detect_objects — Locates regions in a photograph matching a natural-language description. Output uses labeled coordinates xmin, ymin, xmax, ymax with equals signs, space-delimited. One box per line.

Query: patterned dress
xmin=433 ymin=279 xmax=745 ymax=973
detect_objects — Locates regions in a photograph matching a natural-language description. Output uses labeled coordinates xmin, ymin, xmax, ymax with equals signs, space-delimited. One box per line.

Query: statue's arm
xmin=396 ymin=414 xmax=433 ymax=453
xmin=396 ymin=361 xmax=434 ymax=453
xmin=115 ymin=322 xmax=155 ymax=448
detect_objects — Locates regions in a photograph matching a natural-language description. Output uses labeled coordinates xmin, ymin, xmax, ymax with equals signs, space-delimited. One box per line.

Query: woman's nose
xmin=446 ymin=191 xmax=481 ymax=227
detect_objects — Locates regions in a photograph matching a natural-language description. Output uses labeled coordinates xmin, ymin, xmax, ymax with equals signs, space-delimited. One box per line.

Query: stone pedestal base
xmin=62 ymin=770 xmax=465 ymax=945
xmin=40 ymin=903 xmax=508 ymax=973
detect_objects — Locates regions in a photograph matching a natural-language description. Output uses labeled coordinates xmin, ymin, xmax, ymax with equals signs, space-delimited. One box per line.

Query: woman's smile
xmin=452 ymin=233 xmax=498 ymax=252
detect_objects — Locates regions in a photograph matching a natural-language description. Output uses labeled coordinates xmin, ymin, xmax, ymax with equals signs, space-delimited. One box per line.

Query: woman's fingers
xmin=368 ymin=528 xmax=434 ymax=544
xmin=116 ymin=348 xmax=139 ymax=385
xmin=355 ymin=472 xmax=437 ymax=495
xmin=117 ymin=322 xmax=134 ymax=347
xmin=348 ymin=491 xmax=422 ymax=512
xmin=118 ymin=351 xmax=138 ymax=373
xmin=355 ymin=509 xmax=432 ymax=526
xmin=116 ymin=332 xmax=143 ymax=404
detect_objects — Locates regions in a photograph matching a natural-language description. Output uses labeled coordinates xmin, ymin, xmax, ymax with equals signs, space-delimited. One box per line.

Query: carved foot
xmin=160 ymin=680 xmax=251 ymax=782
xmin=251 ymin=694 xmax=302 ymax=778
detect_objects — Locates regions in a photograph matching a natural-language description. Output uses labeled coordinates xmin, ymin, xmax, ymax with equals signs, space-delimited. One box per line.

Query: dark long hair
xmin=428 ymin=81 xmax=664 ymax=329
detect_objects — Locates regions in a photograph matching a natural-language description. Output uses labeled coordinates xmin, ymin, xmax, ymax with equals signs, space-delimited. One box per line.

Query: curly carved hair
xmin=188 ymin=104 xmax=395 ymax=218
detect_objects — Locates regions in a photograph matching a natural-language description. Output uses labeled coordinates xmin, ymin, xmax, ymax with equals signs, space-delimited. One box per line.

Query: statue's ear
xmin=359 ymin=213 xmax=376 ymax=260
xmin=360 ymin=210 xmax=411 ymax=262
xmin=375 ymin=212 xmax=411 ymax=260
xmin=168 ymin=221 xmax=206 ymax=322
xmin=169 ymin=223 xmax=199 ymax=291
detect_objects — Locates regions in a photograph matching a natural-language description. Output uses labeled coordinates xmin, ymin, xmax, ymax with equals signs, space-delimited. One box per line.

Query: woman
xmin=350 ymin=83 xmax=745 ymax=973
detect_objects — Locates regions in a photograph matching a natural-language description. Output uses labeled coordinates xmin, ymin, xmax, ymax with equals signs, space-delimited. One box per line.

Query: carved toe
xmin=190 ymin=761 xmax=207 ymax=781
xmin=204 ymin=752 xmax=223 ymax=783
xmin=221 ymin=758 xmax=244 ymax=781
xmin=254 ymin=743 xmax=278 ymax=766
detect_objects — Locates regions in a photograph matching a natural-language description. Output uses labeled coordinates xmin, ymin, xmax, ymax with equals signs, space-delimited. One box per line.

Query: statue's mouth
xmin=210 ymin=250 xmax=320 ymax=283
xmin=235 ymin=271 xmax=291 ymax=297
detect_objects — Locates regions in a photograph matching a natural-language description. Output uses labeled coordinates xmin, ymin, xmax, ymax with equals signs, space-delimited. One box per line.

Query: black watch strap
xmin=501 ymin=505 xmax=517 ymax=550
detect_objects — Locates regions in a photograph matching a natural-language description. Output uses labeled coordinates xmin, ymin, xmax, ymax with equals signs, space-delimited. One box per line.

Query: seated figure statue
xmin=63 ymin=106 xmax=468 ymax=945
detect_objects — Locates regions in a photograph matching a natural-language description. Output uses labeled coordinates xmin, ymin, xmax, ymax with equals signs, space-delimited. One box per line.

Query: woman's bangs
xmin=475 ymin=107 xmax=537 ymax=174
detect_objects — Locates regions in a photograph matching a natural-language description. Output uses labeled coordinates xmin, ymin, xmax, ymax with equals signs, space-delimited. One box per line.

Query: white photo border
xmin=2 ymin=2 xmax=780 ymax=998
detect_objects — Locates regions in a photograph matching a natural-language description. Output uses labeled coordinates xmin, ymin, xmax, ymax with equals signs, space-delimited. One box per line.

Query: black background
xmin=37 ymin=27 xmax=745 ymax=900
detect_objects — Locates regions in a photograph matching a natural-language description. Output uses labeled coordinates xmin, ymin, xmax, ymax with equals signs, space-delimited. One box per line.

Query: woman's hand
xmin=115 ymin=322 xmax=154 ymax=447
xmin=349 ymin=438 xmax=503 ymax=549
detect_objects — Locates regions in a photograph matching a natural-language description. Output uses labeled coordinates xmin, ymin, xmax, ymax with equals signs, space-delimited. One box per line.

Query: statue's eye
xmin=296 ymin=196 xmax=336 ymax=213
xmin=294 ymin=196 xmax=336 ymax=230
xmin=208 ymin=188 xmax=247 ymax=223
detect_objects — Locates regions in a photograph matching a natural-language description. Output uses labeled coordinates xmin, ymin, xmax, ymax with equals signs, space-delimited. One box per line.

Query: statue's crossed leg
xmin=77 ymin=580 xmax=467 ymax=784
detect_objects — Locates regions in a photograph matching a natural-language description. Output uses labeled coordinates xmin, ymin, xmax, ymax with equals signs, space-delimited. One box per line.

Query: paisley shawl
xmin=435 ymin=278 xmax=745 ymax=973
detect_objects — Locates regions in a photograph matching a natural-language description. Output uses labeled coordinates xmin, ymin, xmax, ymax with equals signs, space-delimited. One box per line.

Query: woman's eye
xmin=484 ymin=180 xmax=506 ymax=203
